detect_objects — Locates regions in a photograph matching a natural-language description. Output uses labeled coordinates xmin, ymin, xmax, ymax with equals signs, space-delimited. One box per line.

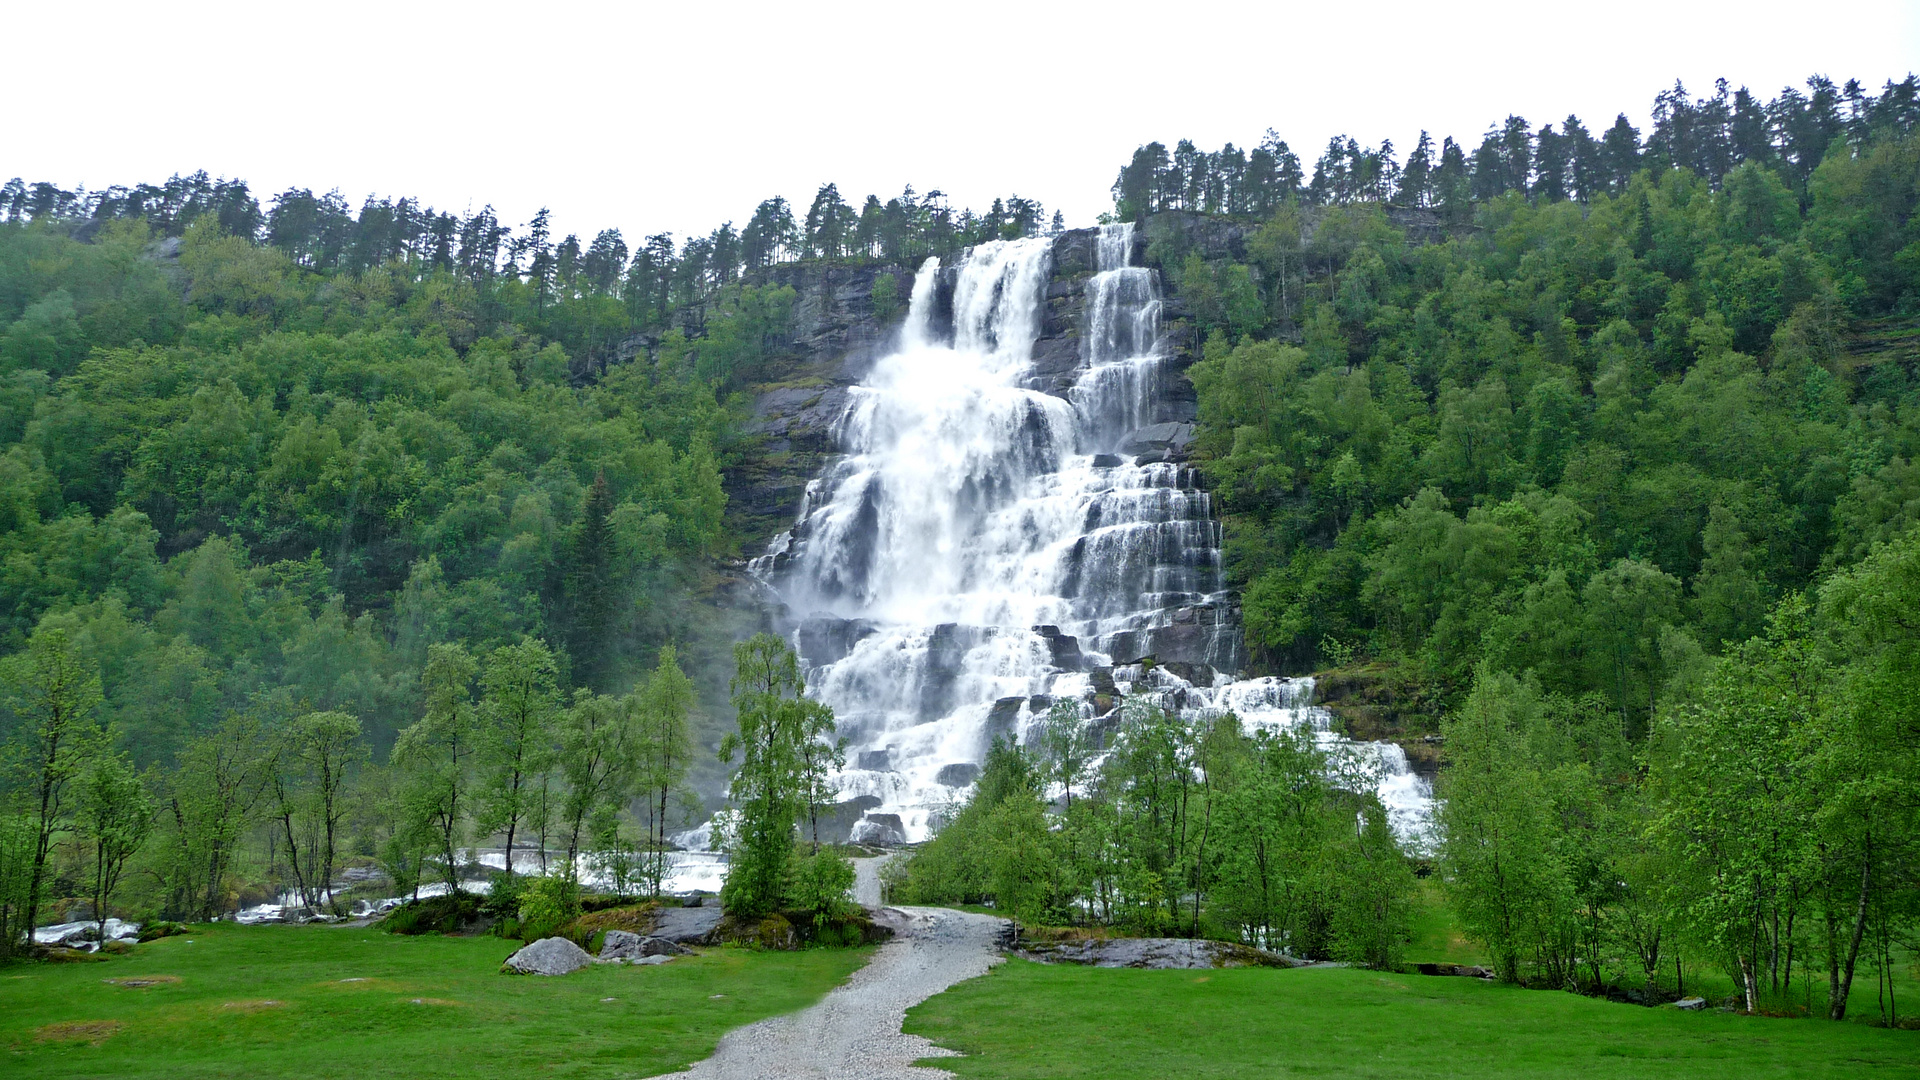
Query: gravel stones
xmin=503 ymin=936 xmax=594 ymax=976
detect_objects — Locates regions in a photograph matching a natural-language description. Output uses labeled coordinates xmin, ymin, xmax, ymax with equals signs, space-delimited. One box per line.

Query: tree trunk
xmin=93 ymin=838 xmax=108 ymax=946
xmin=1830 ymin=838 xmax=1872 ymax=1021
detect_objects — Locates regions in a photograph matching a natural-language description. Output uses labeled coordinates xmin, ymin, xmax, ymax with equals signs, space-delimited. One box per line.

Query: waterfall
xmin=753 ymin=224 xmax=1432 ymax=846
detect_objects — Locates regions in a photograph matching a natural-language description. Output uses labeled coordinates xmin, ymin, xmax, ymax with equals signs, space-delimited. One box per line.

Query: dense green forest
xmin=1 ymin=73 xmax=1916 ymax=1025
xmin=896 ymin=74 xmax=1919 ymax=1024
xmin=0 ymin=167 xmax=1047 ymax=942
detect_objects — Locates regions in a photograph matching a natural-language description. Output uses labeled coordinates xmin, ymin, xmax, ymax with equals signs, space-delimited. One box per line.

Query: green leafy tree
xmin=474 ymin=639 xmax=560 ymax=877
xmin=718 ymin=633 xmax=837 ymax=919
xmin=393 ymin=644 xmax=478 ymax=892
xmin=264 ymin=710 xmax=364 ymax=910
xmin=78 ymin=751 xmax=151 ymax=943
xmin=555 ymin=689 xmax=636 ymax=867
xmin=636 ymin=645 xmax=696 ymax=896
xmin=163 ymin=710 xmax=270 ymax=920
xmin=2 ymin=628 xmax=106 ymax=941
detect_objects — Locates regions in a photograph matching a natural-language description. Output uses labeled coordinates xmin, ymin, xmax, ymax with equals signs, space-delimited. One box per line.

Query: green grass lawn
xmin=0 ymin=924 xmax=869 ymax=1079
xmin=904 ymin=958 xmax=1920 ymax=1079
xmin=1404 ymin=877 xmax=1486 ymax=967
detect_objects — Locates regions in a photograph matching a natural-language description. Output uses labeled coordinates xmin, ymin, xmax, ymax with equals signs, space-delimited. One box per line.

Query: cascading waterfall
xmin=752 ymin=224 xmax=1432 ymax=846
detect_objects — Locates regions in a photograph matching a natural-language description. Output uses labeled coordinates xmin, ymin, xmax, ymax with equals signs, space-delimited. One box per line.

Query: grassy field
xmin=0 ymin=924 xmax=869 ymax=1079
xmin=1404 ymin=877 xmax=1486 ymax=967
xmin=904 ymin=958 xmax=1920 ymax=1079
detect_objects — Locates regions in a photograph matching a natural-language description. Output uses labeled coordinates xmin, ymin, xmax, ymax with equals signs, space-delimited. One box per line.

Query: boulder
xmin=600 ymin=930 xmax=690 ymax=962
xmin=1674 ymin=996 xmax=1707 ymax=1010
xmin=650 ymin=904 xmax=727 ymax=945
xmin=503 ymin=936 xmax=594 ymax=976
xmin=797 ymin=615 xmax=880 ymax=668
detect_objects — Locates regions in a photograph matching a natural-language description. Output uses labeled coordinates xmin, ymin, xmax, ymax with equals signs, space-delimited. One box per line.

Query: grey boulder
xmin=504 ymin=936 xmax=594 ymax=976
xmin=600 ymin=929 xmax=690 ymax=961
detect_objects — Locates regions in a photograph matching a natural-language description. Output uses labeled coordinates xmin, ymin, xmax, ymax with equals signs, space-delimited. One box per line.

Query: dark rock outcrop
xmin=851 ymin=812 xmax=906 ymax=845
xmin=798 ymin=615 xmax=880 ymax=668
xmin=935 ymin=763 xmax=980 ymax=787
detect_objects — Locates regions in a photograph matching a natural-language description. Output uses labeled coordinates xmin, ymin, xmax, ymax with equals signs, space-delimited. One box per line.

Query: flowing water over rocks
xmin=750 ymin=224 xmax=1432 ymax=845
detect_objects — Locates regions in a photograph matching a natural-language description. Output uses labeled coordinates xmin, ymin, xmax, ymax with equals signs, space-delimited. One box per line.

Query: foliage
xmin=784 ymin=847 xmax=857 ymax=927
xmin=380 ymin=891 xmax=484 ymax=935
xmin=899 ymin=715 xmax=1416 ymax=966
xmin=716 ymin=634 xmax=839 ymax=920
xmin=516 ymin=866 xmax=583 ymax=941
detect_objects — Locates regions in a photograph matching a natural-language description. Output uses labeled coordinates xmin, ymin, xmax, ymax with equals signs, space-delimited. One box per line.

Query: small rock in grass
xmin=1674 ymin=996 xmax=1707 ymax=1010
xmin=503 ymin=936 xmax=594 ymax=976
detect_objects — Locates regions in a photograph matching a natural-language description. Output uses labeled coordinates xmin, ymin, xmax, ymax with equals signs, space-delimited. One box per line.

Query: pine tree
xmin=568 ymin=472 xmax=616 ymax=691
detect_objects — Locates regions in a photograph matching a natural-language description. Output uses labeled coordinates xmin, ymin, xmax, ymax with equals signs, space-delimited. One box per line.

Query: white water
xmin=229 ymin=848 xmax=728 ymax=924
xmin=752 ymin=225 xmax=1431 ymax=846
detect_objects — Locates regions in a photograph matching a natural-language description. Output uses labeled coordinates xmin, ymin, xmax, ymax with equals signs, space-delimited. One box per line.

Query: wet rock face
xmin=503 ymin=936 xmax=594 ymax=976
xmin=935 ymin=763 xmax=980 ymax=787
xmin=797 ymin=615 xmax=879 ymax=668
xmin=1032 ymin=625 xmax=1084 ymax=672
xmin=850 ymin=812 xmax=906 ymax=845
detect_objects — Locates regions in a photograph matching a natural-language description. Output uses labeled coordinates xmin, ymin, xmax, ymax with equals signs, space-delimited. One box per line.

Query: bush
xmin=785 ymin=848 xmax=856 ymax=926
xmin=381 ymin=892 xmax=485 ymax=935
xmin=480 ymin=873 xmax=526 ymax=922
xmin=517 ymin=873 xmax=582 ymax=942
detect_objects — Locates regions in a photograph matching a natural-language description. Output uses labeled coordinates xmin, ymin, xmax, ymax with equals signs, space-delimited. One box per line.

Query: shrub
xmin=382 ymin=892 xmax=484 ymax=935
xmin=517 ymin=873 xmax=582 ymax=942
xmin=785 ymin=848 xmax=856 ymax=926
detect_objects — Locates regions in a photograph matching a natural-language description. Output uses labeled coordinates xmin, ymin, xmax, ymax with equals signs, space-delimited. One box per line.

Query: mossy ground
xmin=0 ymin=923 xmax=869 ymax=1079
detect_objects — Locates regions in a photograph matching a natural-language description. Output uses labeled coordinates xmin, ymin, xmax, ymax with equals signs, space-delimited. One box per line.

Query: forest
xmin=1 ymin=73 xmax=1916 ymax=1025
xmin=897 ymin=74 xmax=1920 ymax=1024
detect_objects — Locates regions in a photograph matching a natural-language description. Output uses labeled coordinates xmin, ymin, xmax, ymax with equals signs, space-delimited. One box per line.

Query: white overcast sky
xmin=6 ymin=1 xmax=1916 ymax=246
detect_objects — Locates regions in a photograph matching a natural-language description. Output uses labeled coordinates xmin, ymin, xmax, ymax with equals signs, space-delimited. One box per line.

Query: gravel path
xmin=852 ymin=851 xmax=895 ymax=908
xmin=675 ymin=866 xmax=1005 ymax=1080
